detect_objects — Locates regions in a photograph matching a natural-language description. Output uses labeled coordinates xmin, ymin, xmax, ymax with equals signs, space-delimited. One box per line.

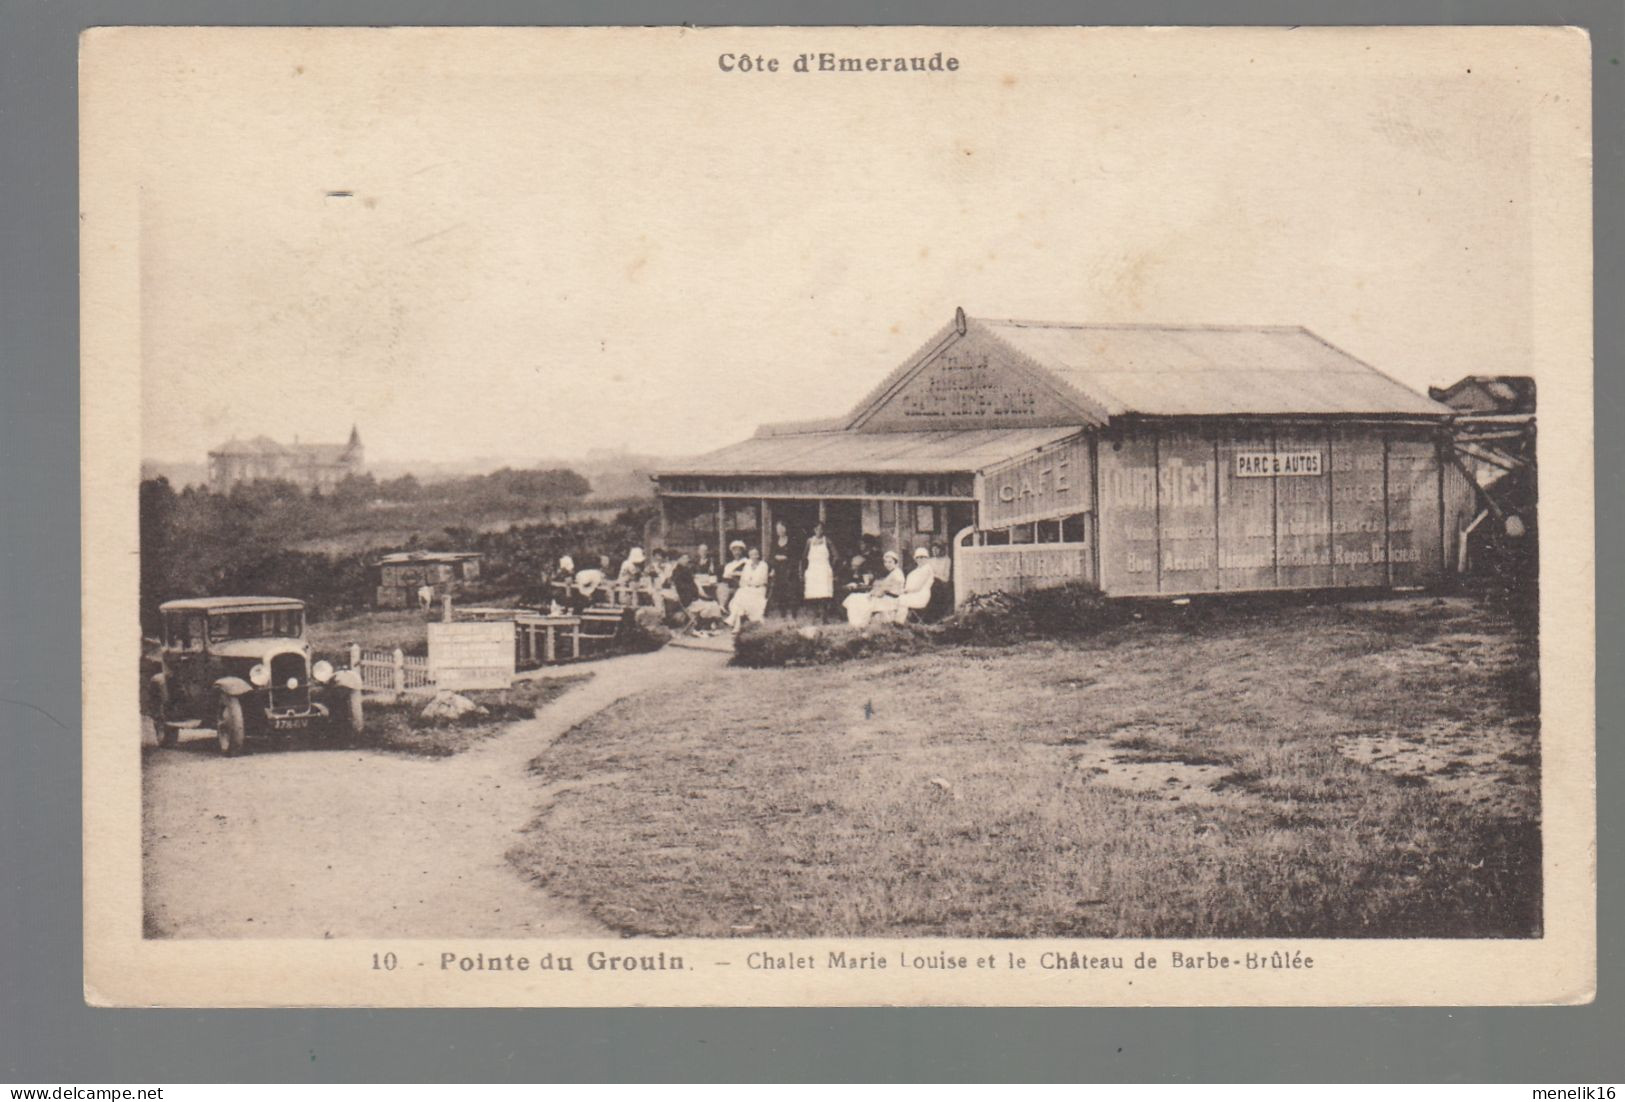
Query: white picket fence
xmin=347 ymin=643 xmax=435 ymax=696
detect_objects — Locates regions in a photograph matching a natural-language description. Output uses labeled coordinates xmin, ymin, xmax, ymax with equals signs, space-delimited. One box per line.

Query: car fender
xmin=330 ymin=669 xmax=363 ymax=692
xmin=212 ymin=676 xmax=253 ymax=697
xmin=146 ymin=672 xmax=167 ymax=712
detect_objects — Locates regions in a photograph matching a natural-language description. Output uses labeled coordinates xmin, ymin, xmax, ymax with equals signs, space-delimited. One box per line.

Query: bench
xmin=577 ymin=606 xmax=632 ymax=654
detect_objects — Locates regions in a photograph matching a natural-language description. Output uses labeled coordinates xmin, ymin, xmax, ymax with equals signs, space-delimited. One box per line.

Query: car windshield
xmin=206 ymin=608 xmax=303 ymax=642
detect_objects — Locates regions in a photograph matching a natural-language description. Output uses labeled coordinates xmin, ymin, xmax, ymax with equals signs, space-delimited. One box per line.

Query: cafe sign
xmin=979 ymin=436 xmax=1090 ymax=528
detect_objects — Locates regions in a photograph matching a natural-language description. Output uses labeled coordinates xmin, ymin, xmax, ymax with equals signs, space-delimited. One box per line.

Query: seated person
xmin=716 ymin=540 xmax=748 ymax=611
xmin=841 ymin=554 xmax=873 ymax=596
xmin=842 ymin=551 xmax=905 ymax=628
xmin=645 ymin=549 xmax=674 ymax=620
xmin=617 ymin=547 xmax=646 ymax=584
xmin=670 ymin=552 xmax=724 ymax=632
xmin=691 ymin=544 xmax=718 ymax=596
xmin=899 ymin=547 xmax=936 ymax=621
xmin=568 ymin=562 xmax=607 ymax=611
xmin=646 ymin=548 xmax=678 ymax=617
xmin=925 ymin=543 xmax=954 ymax=621
xmin=726 ymin=548 xmax=770 ymax=634
xmin=541 ymin=555 xmax=576 ymax=611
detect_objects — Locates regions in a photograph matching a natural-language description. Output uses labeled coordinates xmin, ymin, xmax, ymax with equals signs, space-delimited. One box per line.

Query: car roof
xmin=159 ymin=596 xmax=306 ymax=612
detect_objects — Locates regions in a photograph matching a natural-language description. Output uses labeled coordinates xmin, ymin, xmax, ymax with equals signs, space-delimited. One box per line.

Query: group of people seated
xmin=839 ymin=545 xmax=953 ymax=629
xmin=540 ymin=531 xmax=954 ymax=637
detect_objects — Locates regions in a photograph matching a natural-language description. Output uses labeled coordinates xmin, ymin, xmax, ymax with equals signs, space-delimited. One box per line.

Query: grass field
xmin=510 ymin=595 xmax=1540 ymax=939
xmin=306 ymin=609 xmax=437 ymax=659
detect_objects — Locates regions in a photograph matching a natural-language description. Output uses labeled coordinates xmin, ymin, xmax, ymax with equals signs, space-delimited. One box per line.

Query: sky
xmin=122 ymin=26 xmax=1567 ymax=466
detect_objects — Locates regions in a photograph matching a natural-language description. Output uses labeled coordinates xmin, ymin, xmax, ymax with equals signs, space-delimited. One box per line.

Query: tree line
xmin=139 ymin=471 xmax=653 ymax=633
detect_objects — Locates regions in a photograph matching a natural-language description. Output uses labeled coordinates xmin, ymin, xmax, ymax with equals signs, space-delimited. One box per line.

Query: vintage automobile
xmin=146 ymin=596 xmax=364 ymax=754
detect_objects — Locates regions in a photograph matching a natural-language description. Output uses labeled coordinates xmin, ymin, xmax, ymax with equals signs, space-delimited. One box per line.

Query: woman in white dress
xmin=727 ymin=547 xmax=770 ymax=634
xmin=802 ymin=522 xmax=836 ymax=622
xmin=843 ymin=551 xmax=905 ymax=628
xmin=899 ymin=547 xmax=936 ymax=621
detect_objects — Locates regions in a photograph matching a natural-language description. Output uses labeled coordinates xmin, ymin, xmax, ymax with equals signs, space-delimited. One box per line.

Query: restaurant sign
xmin=1234 ymin=451 xmax=1324 ymax=478
xmin=427 ymin=621 xmax=516 ymax=691
xmin=979 ymin=436 xmax=1090 ymax=528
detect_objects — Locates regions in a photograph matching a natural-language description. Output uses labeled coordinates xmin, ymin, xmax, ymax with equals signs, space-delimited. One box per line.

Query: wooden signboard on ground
xmin=427 ymin=621 xmax=516 ymax=691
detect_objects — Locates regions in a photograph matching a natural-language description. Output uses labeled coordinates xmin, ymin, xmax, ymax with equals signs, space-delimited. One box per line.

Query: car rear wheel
xmin=150 ymin=687 xmax=179 ymax=748
xmin=216 ymin=694 xmax=246 ymax=756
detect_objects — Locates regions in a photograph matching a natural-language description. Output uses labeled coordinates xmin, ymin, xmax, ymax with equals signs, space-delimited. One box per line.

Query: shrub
xmin=732 ymin=620 xmax=934 ymax=668
xmin=936 ymin=582 xmax=1120 ymax=644
xmin=731 ymin=582 xmax=1122 ymax=668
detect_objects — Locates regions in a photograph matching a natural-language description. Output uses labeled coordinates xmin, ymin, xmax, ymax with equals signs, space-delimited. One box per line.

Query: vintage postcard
xmin=81 ymin=25 xmax=1594 ymax=1007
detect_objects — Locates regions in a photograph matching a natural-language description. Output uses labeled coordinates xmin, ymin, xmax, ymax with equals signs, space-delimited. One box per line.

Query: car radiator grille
xmin=268 ymin=652 xmax=310 ymax=711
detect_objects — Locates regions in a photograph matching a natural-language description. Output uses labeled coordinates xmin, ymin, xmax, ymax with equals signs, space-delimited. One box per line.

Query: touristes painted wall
xmin=1094 ymin=423 xmax=1451 ymax=597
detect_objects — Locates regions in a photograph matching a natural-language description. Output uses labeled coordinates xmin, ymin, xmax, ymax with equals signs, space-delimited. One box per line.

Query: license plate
xmin=270 ymin=716 xmax=309 ymax=731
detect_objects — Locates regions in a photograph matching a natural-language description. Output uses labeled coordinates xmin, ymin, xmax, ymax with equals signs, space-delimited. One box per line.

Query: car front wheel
xmin=340 ymin=689 xmax=365 ymax=736
xmin=216 ymin=694 xmax=246 ymax=756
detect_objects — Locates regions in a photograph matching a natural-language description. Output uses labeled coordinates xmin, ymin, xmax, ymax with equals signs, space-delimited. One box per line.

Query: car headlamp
xmin=248 ymin=663 xmax=271 ymax=687
xmin=312 ymin=660 xmax=335 ymax=683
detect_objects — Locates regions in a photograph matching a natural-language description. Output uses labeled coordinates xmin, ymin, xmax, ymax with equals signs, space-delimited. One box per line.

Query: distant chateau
xmin=207 ymin=426 xmax=365 ymax=493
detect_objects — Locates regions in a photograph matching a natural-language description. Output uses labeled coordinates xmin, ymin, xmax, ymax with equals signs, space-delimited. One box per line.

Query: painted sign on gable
xmin=861 ymin=328 xmax=1086 ymax=431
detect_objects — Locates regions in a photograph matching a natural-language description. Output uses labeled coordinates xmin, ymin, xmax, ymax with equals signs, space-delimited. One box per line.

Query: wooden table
xmin=513 ymin=614 xmax=584 ymax=666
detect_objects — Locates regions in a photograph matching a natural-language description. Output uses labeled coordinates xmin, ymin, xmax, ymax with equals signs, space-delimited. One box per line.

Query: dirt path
xmin=142 ymin=646 xmax=729 ymax=939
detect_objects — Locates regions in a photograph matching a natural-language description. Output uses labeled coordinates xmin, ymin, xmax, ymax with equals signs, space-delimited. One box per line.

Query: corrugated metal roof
xmin=979 ymin=319 xmax=1451 ymax=418
xmin=660 ymin=427 xmax=1082 ymax=477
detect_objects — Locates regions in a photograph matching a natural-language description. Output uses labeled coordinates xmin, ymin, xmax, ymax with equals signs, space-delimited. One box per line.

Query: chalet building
xmin=653 ymin=308 xmax=1477 ymax=605
xmin=208 ymin=426 xmax=365 ymax=493
xmin=1428 ymin=376 xmax=1536 ymax=416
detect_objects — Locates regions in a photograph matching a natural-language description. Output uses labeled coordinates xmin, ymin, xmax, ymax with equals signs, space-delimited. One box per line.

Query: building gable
xmin=852 ymin=320 xmax=1101 ymax=433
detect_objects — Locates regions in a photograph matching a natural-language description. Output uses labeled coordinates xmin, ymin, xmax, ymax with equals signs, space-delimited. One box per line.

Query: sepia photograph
xmin=79 ymin=24 xmax=1594 ymax=1006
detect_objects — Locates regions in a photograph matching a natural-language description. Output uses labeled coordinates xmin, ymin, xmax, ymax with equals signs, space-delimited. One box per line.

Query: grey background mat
xmin=1 ymin=0 xmax=1618 ymax=1083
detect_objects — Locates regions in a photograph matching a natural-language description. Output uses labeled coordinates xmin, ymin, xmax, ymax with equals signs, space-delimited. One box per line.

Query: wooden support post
xmin=348 ymin=642 xmax=361 ymax=671
xmin=1326 ymin=427 xmax=1337 ymax=588
xmin=716 ymin=498 xmax=726 ymax=558
xmin=392 ymin=648 xmax=405 ymax=694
